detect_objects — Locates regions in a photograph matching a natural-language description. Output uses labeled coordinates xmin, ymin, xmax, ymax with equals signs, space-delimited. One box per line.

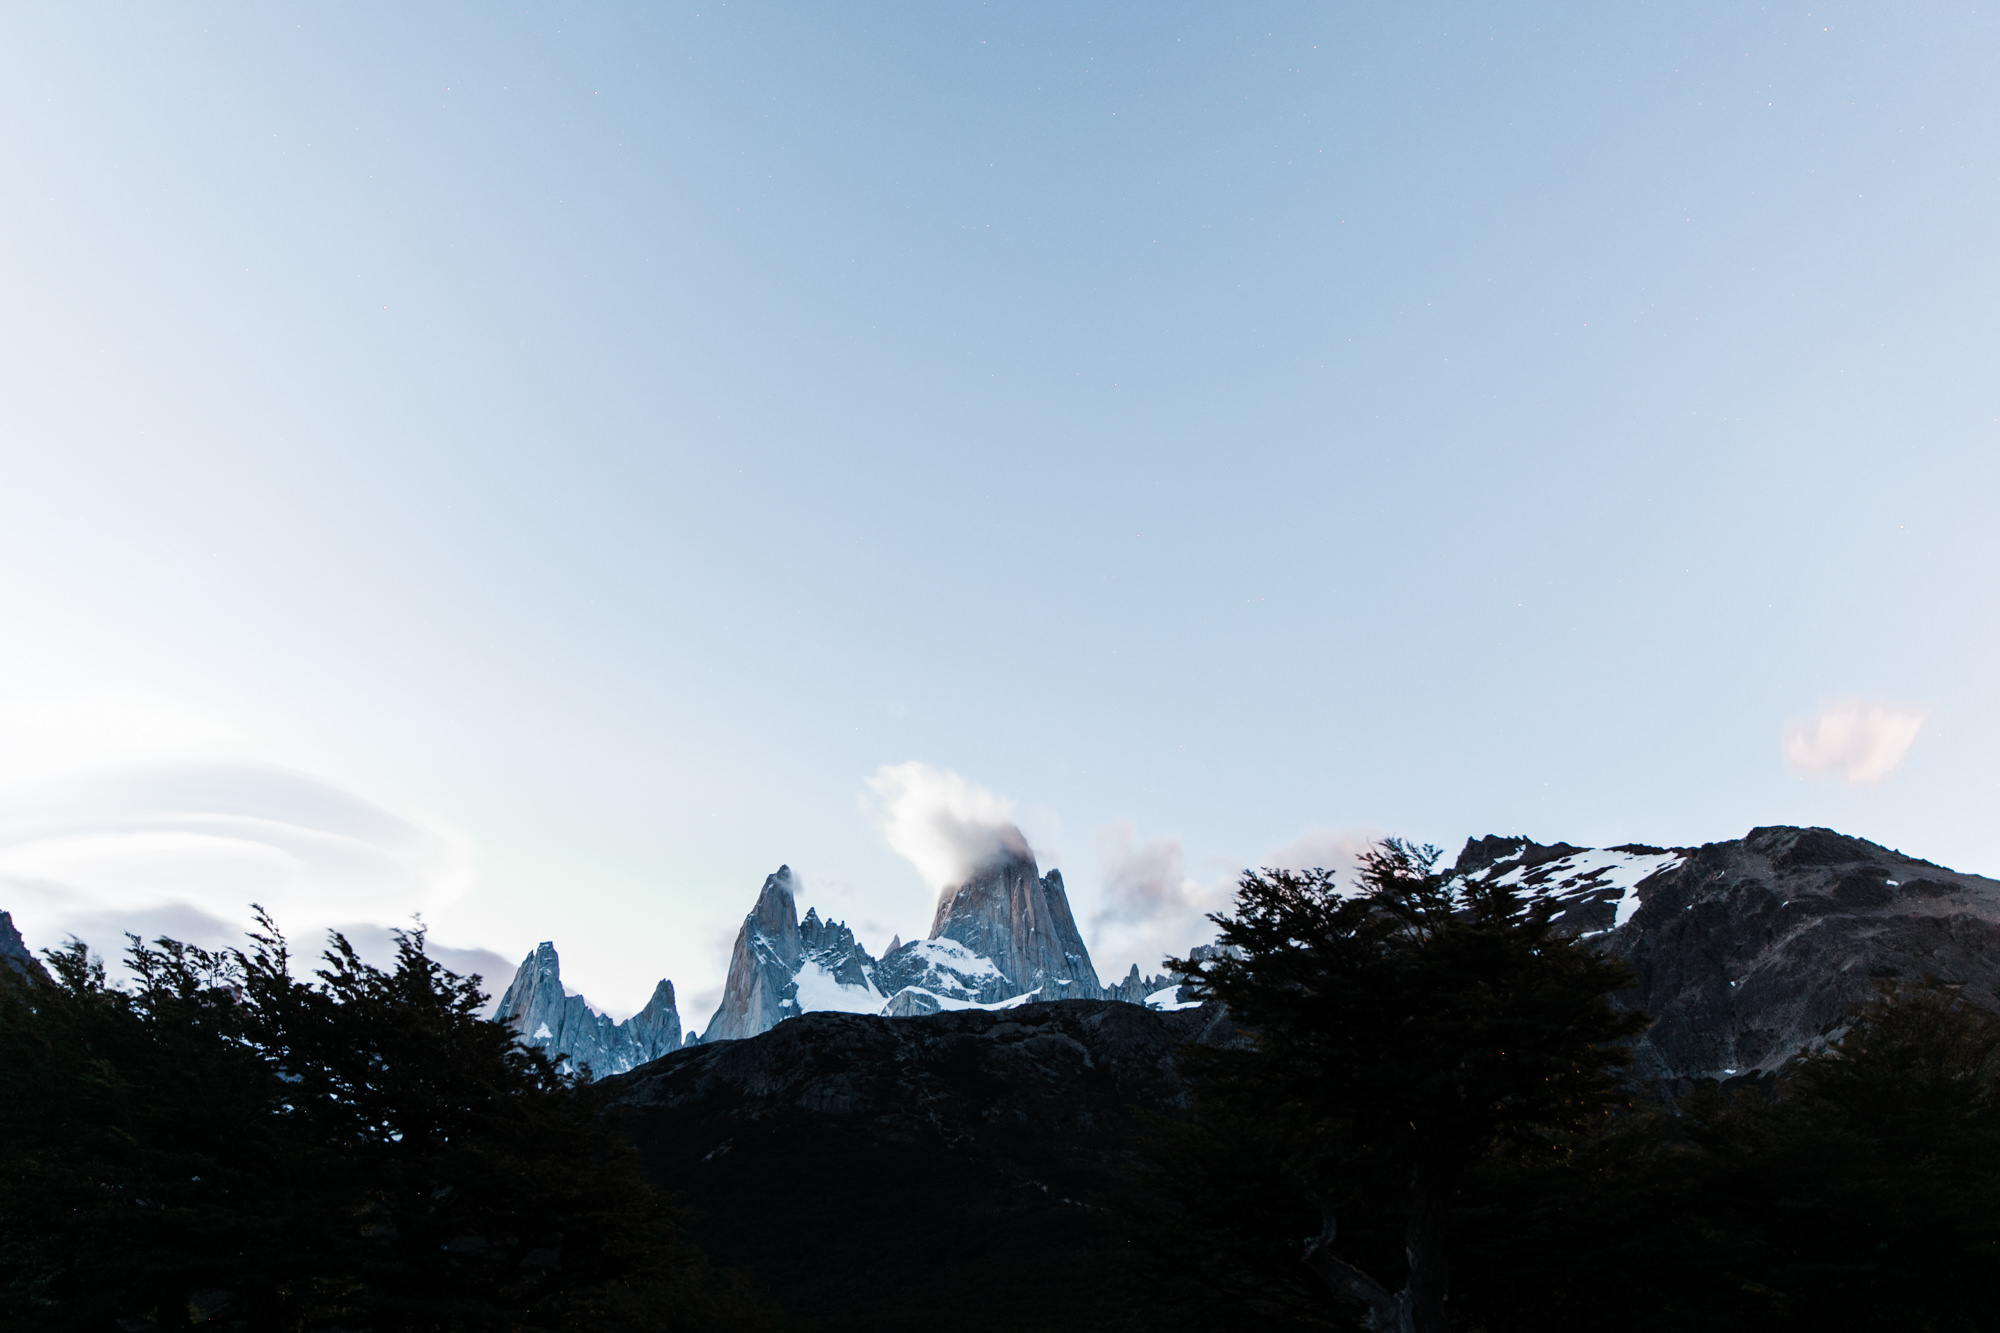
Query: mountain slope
xmin=1455 ymin=825 xmax=2000 ymax=1079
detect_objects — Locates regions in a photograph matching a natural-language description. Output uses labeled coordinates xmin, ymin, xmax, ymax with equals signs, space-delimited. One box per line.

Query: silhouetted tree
xmin=1168 ymin=840 xmax=1646 ymax=1332
xmin=0 ymin=913 xmax=771 ymax=1332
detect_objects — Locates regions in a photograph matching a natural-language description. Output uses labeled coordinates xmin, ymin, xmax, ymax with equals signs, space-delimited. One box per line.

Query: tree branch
xmin=1302 ymin=1195 xmax=1413 ymax=1333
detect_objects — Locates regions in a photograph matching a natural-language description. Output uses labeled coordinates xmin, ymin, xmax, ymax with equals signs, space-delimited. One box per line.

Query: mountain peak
xmin=492 ymin=942 xmax=680 ymax=1078
xmin=925 ymin=851 xmax=1102 ymax=1001
xmin=746 ymin=866 xmax=803 ymax=971
xmin=702 ymin=864 xmax=808 ymax=1042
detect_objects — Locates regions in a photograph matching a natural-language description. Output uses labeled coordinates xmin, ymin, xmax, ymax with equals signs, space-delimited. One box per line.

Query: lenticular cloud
xmin=0 ymin=760 xmax=475 ymax=961
xmin=1784 ymin=703 xmax=1927 ymax=784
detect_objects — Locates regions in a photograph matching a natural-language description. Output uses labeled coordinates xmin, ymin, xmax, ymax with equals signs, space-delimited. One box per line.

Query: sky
xmin=2 ymin=2 xmax=1995 ymax=1020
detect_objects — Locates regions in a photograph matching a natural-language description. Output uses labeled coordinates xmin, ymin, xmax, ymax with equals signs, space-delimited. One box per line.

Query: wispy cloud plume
xmin=864 ymin=761 xmax=1032 ymax=891
xmin=1263 ymin=828 xmax=1381 ymax=880
xmin=1784 ymin=702 xmax=1927 ymax=784
xmin=1086 ymin=824 xmax=1387 ymax=982
xmin=1087 ymin=826 xmax=1231 ymax=981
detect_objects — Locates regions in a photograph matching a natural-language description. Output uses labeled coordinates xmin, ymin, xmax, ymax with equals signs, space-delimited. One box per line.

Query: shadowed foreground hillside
xmin=603 ymin=1001 xmax=1271 ymax=1331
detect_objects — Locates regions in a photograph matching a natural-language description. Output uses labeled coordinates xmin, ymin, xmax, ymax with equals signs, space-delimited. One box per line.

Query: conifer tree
xmin=0 ymin=914 xmax=770 ymax=1331
xmin=1170 ymin=840 xmax=1646 ymax=1333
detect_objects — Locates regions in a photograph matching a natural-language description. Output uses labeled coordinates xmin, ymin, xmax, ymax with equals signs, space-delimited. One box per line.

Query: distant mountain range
xmin=9 ymin=823 xmax=1994 ymax=1089
xmin=490 ymin=848 xmax=1177 ymax=1077
xmin=489 ymin=824 xmax=2000 ymax=1083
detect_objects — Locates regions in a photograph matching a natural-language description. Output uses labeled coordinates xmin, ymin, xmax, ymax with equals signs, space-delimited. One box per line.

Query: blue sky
xmin=2 ymin=2 xmax=1994 ymax=1017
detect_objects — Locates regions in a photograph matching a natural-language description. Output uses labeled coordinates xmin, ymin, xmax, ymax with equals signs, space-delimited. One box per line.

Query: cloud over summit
xmin=864 ymin=761 xmax=1034 ymax=891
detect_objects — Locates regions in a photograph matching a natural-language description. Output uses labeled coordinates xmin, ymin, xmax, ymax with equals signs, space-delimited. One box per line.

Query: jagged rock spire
xmin=492 ymin=941 xmax=681 ymax=1079
xmin=926 ymin=847 xmax=1103 ymax=1001
xmin=701 ymin=865 xmax=805 ymax=1042
xmin=699 ymin=865 xmax=886 ymax=1043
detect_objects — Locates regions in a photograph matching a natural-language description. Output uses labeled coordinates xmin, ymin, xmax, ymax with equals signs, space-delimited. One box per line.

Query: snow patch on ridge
xmin=792 ymin=959 xmax=883 ymax=1015
xmin=1478 ymin=846 xmax=1685 ymax=933
xmin=896 ymin=937 xmax=1004 ymax=977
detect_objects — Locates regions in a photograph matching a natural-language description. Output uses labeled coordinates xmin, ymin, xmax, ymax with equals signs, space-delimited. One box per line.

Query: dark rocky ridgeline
xmin=602 ymin=1000 xmax=1244 ymax=1331
xmin=490 ymin=941 xmax=682 ymax=1078
xmin=1453 ymin=824 xmax=2000 ymax=1080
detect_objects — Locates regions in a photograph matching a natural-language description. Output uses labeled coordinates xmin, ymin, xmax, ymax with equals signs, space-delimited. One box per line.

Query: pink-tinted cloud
xmin=1785 ymin=703 xmax=1927 ymax=784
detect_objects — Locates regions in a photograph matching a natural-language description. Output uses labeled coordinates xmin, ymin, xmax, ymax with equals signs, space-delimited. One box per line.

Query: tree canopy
xmin=1167 ymin=840 xmax=1646 ymax=1332
xmin=0 ymin=914 xmax=770 ymax=1332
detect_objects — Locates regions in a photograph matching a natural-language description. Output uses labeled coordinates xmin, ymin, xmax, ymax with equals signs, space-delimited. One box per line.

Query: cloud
xmin=0 ymin=695 xmax=272 ymax=784
xmin=1086 ymin=826 xmax=1233 ymax=982
xmin=1263 ymin=828 xmax=1380 ymax=880
xmin=0 ymin=760 xmax=478 ymax=976
xmin=1085 ymin=824 xmax=1389 ymax=983
xmin=864 ymin=761 xmax=1033 ymax=890
xmin=1094 ymin=832 xmax=1212 ymax=927
xmin=1784 ymin=703 xmax=1927 ymax=784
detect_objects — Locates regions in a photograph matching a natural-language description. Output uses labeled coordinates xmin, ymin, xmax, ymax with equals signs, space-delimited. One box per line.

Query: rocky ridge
xmin=489 ymin=941 xmax=683 ymax=1078
xmin=700 ymin=865 xmax=883 ymax=1041
xmin=1452 ymin=825 xmax=2000 ymax=1080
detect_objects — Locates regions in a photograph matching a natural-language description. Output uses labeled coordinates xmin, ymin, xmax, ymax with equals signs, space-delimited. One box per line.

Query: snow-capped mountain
xmin=697 ymin=848 xmax=1179 ymax=1039
xmin=490 ymin=941 xmax=684 ymax=1078
xmin=1452 ymin=837 xmax=1687 ymax=935
xmin=487 ymin=851 xmax=1175 ymax=1071
xmin=700 ymin=866 xmax=884 ymax=1042
xmin=935 ymin=851 xmax=1098 ymax=998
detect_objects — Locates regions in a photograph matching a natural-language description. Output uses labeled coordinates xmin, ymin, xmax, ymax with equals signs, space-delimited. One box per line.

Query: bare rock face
xmin=699 ymin=866 xmax=882 ymax=1042
xmin=490 ymin=942 xmax=681 ymax=1079
xmin=915 ymin=849 xmax=1103 ymax=1002
xmin=1105 ymin=961 xmax=1176 ymax=1005
xmin=799 ymin=907 xmax=870 ymax=988
xmin=700 ymin=866 xmax=805 ymax=1042
xmin=1453 ymin=825 xmax=2000 ymax=1080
